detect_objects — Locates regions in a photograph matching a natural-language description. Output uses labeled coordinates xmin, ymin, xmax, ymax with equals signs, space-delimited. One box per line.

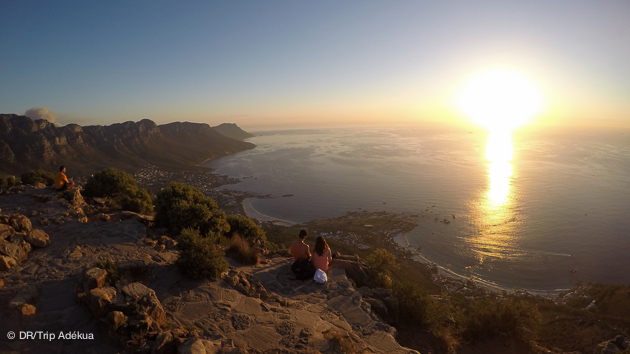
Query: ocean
xmin=206 ymin=124 xmax=630 ymax=291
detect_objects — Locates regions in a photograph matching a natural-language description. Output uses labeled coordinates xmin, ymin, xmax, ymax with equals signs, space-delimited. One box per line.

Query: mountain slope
xmin=0 ymin=114 xmax=254 ymax=176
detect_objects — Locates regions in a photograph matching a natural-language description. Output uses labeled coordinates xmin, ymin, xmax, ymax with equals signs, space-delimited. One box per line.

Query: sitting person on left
xmin=54 ymin=165 xmax=74 ymax=191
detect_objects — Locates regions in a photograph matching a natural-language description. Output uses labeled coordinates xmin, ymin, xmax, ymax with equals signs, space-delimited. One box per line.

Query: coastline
xmin=242 ymin=197 xmax=299 ymax=227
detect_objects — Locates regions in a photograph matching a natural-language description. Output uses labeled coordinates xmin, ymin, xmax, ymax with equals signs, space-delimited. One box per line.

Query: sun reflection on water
xmin=468 ymin=129 xmax=518 ymax=265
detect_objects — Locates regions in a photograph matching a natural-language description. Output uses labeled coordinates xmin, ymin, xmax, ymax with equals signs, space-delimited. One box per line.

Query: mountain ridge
xmin=0 ymin=114 xmax=254 ymax=177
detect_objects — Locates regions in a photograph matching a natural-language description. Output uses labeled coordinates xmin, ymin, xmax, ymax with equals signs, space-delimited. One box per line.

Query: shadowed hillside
xmin=0 ymin=114 xmax=254 ymax=176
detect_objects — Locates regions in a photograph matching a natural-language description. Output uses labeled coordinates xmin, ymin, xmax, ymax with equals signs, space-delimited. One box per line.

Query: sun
xmin=458 ymin=69 xmax=543 ymax=132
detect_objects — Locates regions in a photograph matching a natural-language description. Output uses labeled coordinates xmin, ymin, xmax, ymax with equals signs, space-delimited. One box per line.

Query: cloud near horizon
xmin=24 ymin=107 xmax=61 ymax=126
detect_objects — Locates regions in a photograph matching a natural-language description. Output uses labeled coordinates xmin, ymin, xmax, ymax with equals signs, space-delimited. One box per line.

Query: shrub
xmin=393 ymin=280 xmax=439 ymax=325
xmin=0 ymin=177 xmax=6 ymax=186
xmin=7 ymin=176 xmax=16 ymax=187
xmin=176 ymin=228 xmax=229 ymax=279
xmin=21 ymin=169 xmax=55 ymax=186
xmin=366 ymin=248 xmax=399 ymax=276
xmin=154 ymin=182 xmax=228 ymax=234
xmin=84 ymin=168 xmax=153 ymax=214
xmin=119 ymin=188 xmax=153 ymax=215
xmin=226 ymin=214 xmax=266 ymax=241
xmin=84 ymin=168 xmax=138 ymax=197
xmin=227 ymin=233 xmax=259 ymax=265
xmin=96 ymin=258 xmax=121 ymax=287
xmin=457 ymin=296 xmax=541 ymax=342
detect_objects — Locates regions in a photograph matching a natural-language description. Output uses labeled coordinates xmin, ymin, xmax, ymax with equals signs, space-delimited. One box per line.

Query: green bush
xmin=119 ymin=188 xmax=153 ymax=215
xmin=227 ymin=233 xmax=259 ymax=265
xmin=84 ymin=168 xmax=153 ymax=214
xmin=0 ymin=177 xmax=6 ymax=186
xmin=154 ymin=182 xmax=228 ymax=234
xmin=393 ymin=280 xmax=439 ymax=325
xmin=457 ymin=296 xmax=541 ymax=342
xmin=7 ymin=176 xmax=16 ymax=187
xmin=176 ymin=228 xmax=229 ymax=279
xmin=84 ymin=168 xmax=138 ymax=197
xmin=21 ymin=170 xmax=55 ymax=186
xmin=226 ymin=214 xmax=266 ymax=241
xmin=366 ymin=248 xmax=399 ymax=276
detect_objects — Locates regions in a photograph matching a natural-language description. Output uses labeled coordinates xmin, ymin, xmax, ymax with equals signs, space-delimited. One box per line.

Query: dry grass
xmin=227 ymin=233 xmax=259 ymax=265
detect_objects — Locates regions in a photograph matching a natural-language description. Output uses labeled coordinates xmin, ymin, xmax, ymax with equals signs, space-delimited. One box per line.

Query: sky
xmin=2 ymin=1 xmax=630 ymax=130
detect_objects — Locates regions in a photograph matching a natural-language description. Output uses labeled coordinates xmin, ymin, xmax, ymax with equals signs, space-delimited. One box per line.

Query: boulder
xmin=178 ymin=338 xmax=206 ymax=354
xmin=62 ymin=189 xmax=86 ymax=206
xmin=152 ymin=331 xmax=177 ymax=354
xmin=594 ymin=335 xmax=630 ymax=354
xmin=83 ymin=267 xmax=109 ymax=290
xmin=0 ymin=255 xmax=17 ymax=270
xmin=330 ymin=259 xmax=375 ymax=288
xmin=25 ymin=229 xmax=51 ymax=248
xmin=106 ymin=311 xmax=128 ymax=331
xmin=0 ymin=224 xmax=15 ymax=242
xmin=121 ymin=282 xmax=167 ymax=328
xmin=225 ymin=270 xmax=268 ymax=300
xmin=86 ymin=286 xmax=118 ymax=317
xmin=19 ymin=303 xmax=37 ymax=322
xmin=0 ymin=240 xmax=31 ymax=263
xmin=158 ymin=236 xmax=178 ymax=249
xmin=33 ymin=182 xmax=46 ymax=189
xmin=9 ymin=214 xmax=32 ymax=232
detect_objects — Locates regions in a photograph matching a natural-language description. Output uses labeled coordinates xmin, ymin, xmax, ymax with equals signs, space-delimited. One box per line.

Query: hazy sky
xmin=2 ymin=1 xmax=629 ymax=129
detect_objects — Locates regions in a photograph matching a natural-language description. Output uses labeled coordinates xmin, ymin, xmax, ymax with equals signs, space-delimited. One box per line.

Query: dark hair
xmin=314 ymin=236 xmax=328 ymax=256
xmin=299 ymin=229 xmax=307 ymax=239
xmin=59 ymin=165 xmax=65 ymax=171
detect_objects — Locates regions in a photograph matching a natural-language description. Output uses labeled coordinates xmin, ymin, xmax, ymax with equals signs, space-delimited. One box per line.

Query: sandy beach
xmin=242 ymin=197 xmax=298 ymax=227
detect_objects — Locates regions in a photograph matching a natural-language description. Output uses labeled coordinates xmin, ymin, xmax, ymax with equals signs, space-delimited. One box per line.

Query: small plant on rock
xmin=96 ymin=258 xmax=121 ymax=287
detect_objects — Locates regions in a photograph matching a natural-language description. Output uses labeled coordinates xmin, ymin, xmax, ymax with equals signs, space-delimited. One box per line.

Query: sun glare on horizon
xmin=458 ymin=69 xmax=543 ymax=132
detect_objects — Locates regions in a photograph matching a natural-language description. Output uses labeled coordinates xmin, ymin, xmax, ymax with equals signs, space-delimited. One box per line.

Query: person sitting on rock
xmin=311 ymin=236 xmax=332 ymax=272
xmin=54 ymin=165 xmax=74 ymax=191
xmin=291 ymin=229 xmax=311 ymax=261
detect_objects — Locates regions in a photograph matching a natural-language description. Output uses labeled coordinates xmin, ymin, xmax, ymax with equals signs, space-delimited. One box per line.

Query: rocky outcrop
xmin=594 ymin=335 xmax=630 ymax=354
xmin=0 ymin=114 xmax=255 ymax=176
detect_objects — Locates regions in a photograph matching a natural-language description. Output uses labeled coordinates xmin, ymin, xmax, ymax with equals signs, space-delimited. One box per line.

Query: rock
xmin=225 ymin=271 xmax=268 ymax=300
xmin=33 ymin=182 xmax=46 ymax=189
xmin=0 ymin=278 xmax=4 ymax=287
xmin=9 ymin=214 xmax=32 ymax=232
xmin=83 ymin=267 xmax=109 ymax=290
xmin=98 ymin=213 xmax=111 ymax=222
xmin=330 ymin=259 xmax=374 ymax=288
xmin=0 ymin=224 xmax=15 ymax=241
xmin=158 ymin=236 xmax=178 ymax=249
xmin=62 ymin=189 xmax=85 ymax=206
xmin=19 ymin=303 xmax=37 ymax=321
xmin=594 ymin=335 xmax=630 ymax=354
xmin=86 ymin=286 xmax=118 ymax=317
xmin=0 ymin=240 xmax=31 ymax=263
xmin=106 ymin=311 xmax=128 ymax=331
xmin=0 ymin=255 xmax=17 ymax=270
xmin=178 ymin=338 xmax=206 ymax=354
xmin=152 ymin=332 xmax=177 ymax=354
xmin=25 ymin=229 xmax=51 ymax=247
xmin=121 ymin=282 xmax=167 ymax=327
xmin=231 ymin=314 xmax=251 ymax=330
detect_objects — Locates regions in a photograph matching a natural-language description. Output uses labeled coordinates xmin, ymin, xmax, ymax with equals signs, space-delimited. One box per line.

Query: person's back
xmin=291 ymin=240 xmax=310 ymax=261
xmin=291 ymin=229 xmax=311 ymax=261
xmin=311 ymin=236 xmax=332 ymax=272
